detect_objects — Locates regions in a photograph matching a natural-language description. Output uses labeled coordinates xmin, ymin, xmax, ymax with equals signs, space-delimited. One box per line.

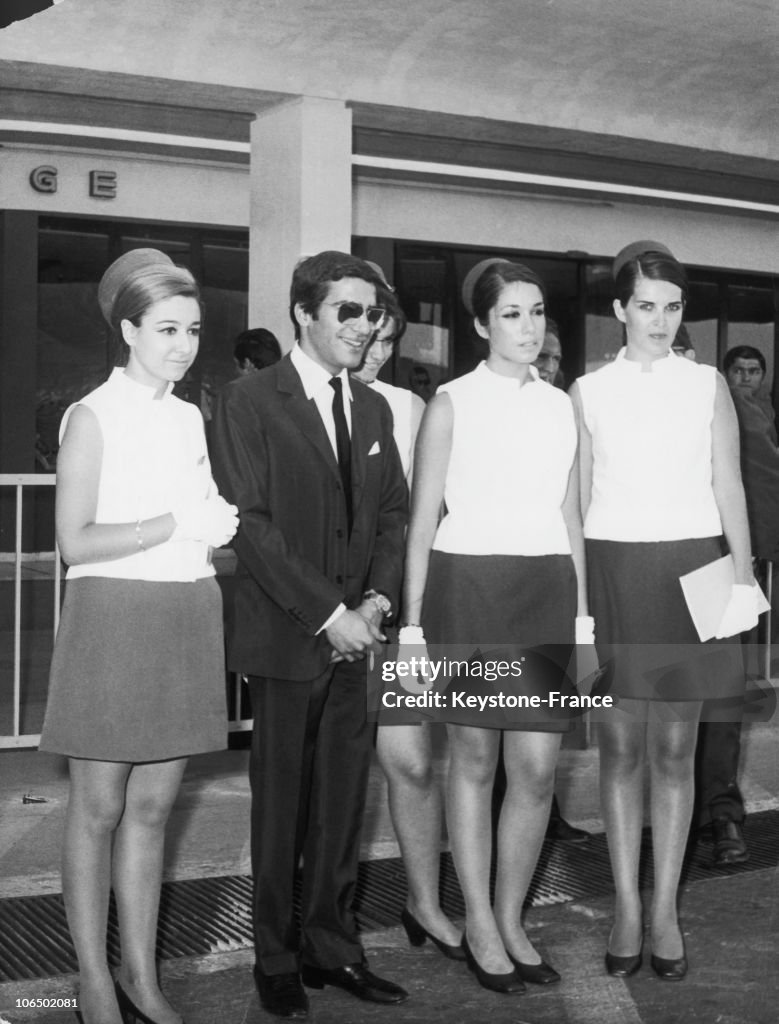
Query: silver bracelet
xmin=135 ymin=520 xmax=146 ymax=551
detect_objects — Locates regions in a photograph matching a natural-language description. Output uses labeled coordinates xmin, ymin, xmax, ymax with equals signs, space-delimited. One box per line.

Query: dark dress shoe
xmin=508 ymin=954 xmax=561 ymax=985
xmin=461 ymin=935 xmax=525 ymax=994
xmin=301 ymin=963 xmax=408 ymax=1004
xmin=400 ymin=906 xmax=466 ymax=961
xmin=650 ymin=953 xmax=688 ymax=981
xmin=605 ymin=950 xmax=642 ymax=977
xmin=711 ymin=817 xmax=748 ymax=865
xmin=254 ymin=969 xmax=309 ymax=1019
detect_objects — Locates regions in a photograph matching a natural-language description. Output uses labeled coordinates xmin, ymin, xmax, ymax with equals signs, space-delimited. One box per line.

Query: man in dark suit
xmin=696 ymin=346 xmax=779 ymax=865
xmin=211 ymin=251 xmax=408 ymax=1019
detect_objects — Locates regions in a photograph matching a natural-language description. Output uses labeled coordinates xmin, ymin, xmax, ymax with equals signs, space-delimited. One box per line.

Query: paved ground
xmin=1 ymin=713 xmax=777 ymax=1024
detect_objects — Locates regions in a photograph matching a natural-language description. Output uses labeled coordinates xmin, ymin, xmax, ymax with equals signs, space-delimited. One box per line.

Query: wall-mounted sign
xmin=29 ymin=165 xmax=118 ymax=199
xmin=89 ymin=170 xmax=117 ymax=199
xmin=29 ymin=165 xmax=57 ymax=193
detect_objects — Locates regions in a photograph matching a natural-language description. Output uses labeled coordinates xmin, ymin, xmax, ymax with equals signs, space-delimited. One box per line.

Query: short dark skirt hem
xmin=40 ymin=576 xmax=227 ymax=762
xmin=381 ymin=551 xmax=580 ymax=732
xmin=586 ymin=537 xmax=744 ymax=703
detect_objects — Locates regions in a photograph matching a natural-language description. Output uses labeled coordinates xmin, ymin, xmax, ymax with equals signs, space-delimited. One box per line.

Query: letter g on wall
xmin=30 ymin=166 xmax=58 ymax=193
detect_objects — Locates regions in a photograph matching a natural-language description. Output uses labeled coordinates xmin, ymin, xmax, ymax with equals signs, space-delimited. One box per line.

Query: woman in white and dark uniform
xmin=40 ymin=249 xmax=238 ymax=1024
xmin=570 ymin=241 xmax=757 ymax=982
xmin=401 ymin=258 xmax=591 ymax=995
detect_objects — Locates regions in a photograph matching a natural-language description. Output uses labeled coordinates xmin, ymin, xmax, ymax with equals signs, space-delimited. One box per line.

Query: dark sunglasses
xmin=329 ymin=301 xmax=386 ymax=326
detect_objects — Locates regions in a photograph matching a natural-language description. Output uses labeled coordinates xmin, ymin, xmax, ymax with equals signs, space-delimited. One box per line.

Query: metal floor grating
xmin=2 ymin=810 xmax=778 ymax=982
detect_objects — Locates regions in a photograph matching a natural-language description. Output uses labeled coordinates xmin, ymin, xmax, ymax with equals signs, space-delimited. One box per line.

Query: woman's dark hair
xmin=470 ymin=261 xmax=547 ymax=326
xmin=376 ymin=286 xmax=408 ymax=344
xmin=614 ymin=250 xmax=688 ymax=308
xmin=545 ymin=316 xmax=560 ymax=340
xmin=723 ymin=345 xmax=766 ymax=375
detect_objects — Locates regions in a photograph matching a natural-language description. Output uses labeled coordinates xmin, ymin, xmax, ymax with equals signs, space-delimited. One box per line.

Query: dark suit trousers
xmin=695 ymin=718 xmax=745 ymax=826
xmin=247 ymin=661 xmax=373 ymax=975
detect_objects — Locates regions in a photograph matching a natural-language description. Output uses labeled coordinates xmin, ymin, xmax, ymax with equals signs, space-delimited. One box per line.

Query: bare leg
xmin=647 ymin=704 xmax=702 ymax=959
xmin=376 ymin=723 xmax=461 ymax=946
xmin=597 ymin=710 xmax=647 ymax=956
xmin=495 ymin=730 xmax=561 ymax=964
xmin=113 ymin=758 xmax=188 ymax=1024
xmin=63 ymin=758 xmax=131 ymax=1024
xmin=446 ymin=724 xmax=511 ymax=973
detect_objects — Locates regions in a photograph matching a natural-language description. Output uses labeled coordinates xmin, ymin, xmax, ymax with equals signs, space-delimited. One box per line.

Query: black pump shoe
xmin=650 ymin=952 xmax=688 ymax=981
xmin=401 ymin=907 xmax=466 ymax=961
xmin=605 ymin=950 xmax=642 ymax=977
xmin=508 ymin=954 xmax=561 ymax=985
xmin=114 ymin=981 xmax=184 ymax=1024
xmin=461 ymin=935 xmax=525 ymax=994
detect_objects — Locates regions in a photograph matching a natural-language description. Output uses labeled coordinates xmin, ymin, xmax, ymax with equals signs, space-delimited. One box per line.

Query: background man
xmin=533 ymin=317 xmax=563 ymax=386
xmin=530 ymin=316 xmax=589 ymax=841
xmin=696 ymin=345 xmax=779 ymax=865
xmin=233 ymin=326 xmax=282 ymax=375
xmin=212 ymin=251 xmax=408 ymax=1019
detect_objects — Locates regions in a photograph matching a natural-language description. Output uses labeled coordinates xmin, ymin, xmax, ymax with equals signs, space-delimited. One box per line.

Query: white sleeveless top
xmin=433 ymin=362 xmax=577 ymax=556
xmin=368 ymin=379 xmax=414 ymax=478
xmin=62 ymin=368 xmax=217 ymax=582
xmin=577 ymin=350 xmax=722 ymax=542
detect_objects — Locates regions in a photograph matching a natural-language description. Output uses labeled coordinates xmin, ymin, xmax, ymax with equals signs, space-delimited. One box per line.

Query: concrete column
xmin=249 ymin=97 xmax=353 ymax=351
xmin=0 ymin=211 xmax=39 ymax=551
xmin=0 ymin=211 xmax=37 ymax=473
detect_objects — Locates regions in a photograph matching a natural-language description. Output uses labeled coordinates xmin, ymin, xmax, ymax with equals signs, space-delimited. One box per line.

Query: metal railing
xmin=0 ymin=475 xmax=252 ymax=749
xmin=0 ymin=474 xmax=60 ymax=749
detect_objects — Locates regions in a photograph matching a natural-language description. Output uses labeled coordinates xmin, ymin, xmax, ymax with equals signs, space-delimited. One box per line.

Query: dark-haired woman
xmin=40 ymin=249 xmax=238 ymax=1024
xmin=356 ymin=282 xmax=463 ymax=959
xmin=402 ymin=258 xmax=590 ymax=994
xmin=570 ymin=241 xmax=758 ymax=981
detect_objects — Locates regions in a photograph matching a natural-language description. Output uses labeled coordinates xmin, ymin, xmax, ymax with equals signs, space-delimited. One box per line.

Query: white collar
xmin=110 ymin=366 xmax=174 ymax=401
xmin=476 ymin=360 xmax=541 ymax=388
xmin=614 ymin=348 xmax=679 ymax=374
xmin=291 ymin=344 xmax=353 ymax=402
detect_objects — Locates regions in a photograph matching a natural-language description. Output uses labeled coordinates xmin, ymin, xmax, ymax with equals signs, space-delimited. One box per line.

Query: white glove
xmin=171 ymin=494 xmax=239 ymax=547
xmin=575 ymin=615 xmax=595 ymax=645
xmin=397 ymin=625 xmax=434 ymax=692
xmin=714 ymin=584 xmax=760 ymax=639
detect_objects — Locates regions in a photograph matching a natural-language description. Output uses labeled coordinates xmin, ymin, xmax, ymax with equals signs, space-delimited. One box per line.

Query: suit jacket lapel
xmin=350 ymin=383 xmax=375 ymax=515
xmin=276 ymin=356 xmax=341 ymax=484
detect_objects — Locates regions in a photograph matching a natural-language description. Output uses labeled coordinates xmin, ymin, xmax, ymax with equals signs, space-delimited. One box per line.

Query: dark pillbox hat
xmin=364 ymin=259 xmax=393 ymax=290
xmin=461 ymin=258 xmax=516 ymax=316
xmin=612 ymin=239 xmax=674 ymax=281
xmin=97 ymin=248 xmax=174 ymax=325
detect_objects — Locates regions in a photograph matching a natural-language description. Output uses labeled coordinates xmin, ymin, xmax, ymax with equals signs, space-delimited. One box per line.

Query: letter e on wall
xmin=89 ymin=170 xmax=117 ymax=199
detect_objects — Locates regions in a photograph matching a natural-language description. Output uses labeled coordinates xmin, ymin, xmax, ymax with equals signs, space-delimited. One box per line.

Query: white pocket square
xmin=368 ymin=441 xmax=381 ymax=456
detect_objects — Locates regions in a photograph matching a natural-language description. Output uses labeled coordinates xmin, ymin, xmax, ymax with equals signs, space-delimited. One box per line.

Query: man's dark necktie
xmin=329 ymin=377 xmax=353 ymax=532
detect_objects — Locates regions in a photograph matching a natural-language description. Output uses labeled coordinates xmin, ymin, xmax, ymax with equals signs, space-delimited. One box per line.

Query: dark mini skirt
xmin=586 ymin=537 xmax=743 ymax=703
xmin=418 ymin=550 xmax=578 ymax=732
xmin=39 ymin=576 xmax=227 ymax=762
